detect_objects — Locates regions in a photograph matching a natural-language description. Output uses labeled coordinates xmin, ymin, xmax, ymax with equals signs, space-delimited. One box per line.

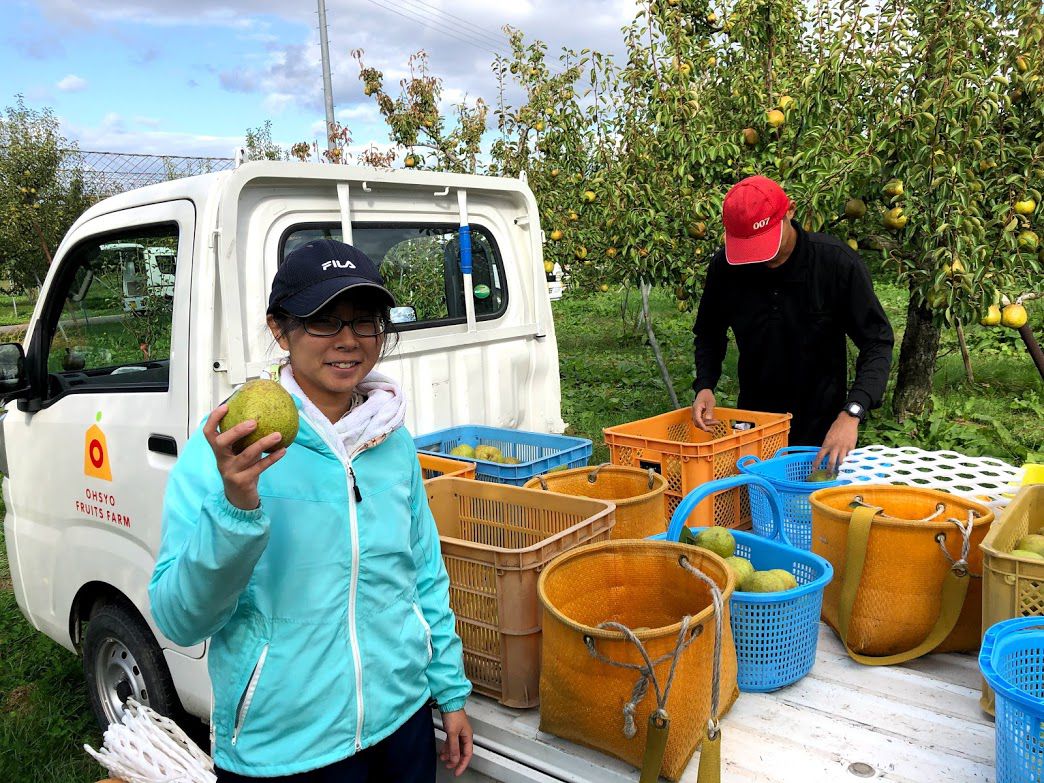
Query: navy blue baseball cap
xmin=268 ymin=239 xmax=395 ymax=317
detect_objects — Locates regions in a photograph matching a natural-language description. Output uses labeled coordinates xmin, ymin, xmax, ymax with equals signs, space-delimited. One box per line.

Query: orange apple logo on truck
xmin=84 ymin=411 xmax=112 ymax=481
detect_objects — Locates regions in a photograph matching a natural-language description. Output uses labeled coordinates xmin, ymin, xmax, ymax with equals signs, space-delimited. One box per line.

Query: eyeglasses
xmin=301 ymin=314 xmax=387 ymax=338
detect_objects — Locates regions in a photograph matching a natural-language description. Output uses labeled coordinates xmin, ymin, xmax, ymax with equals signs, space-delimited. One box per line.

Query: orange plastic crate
xmin=418 ymin=452 xmax=477 ymax=481
xmin=603 ymin=407 xmax=790 ymax=528
xmin=426 ymin=477 xmax=616 ymax=707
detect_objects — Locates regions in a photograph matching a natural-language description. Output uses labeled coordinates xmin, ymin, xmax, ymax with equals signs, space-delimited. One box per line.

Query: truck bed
xmin=437 ymin=623 xmax=995 ymax=782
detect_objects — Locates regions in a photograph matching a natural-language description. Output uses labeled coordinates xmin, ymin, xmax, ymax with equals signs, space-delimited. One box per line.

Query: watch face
xmin=846 ymin=403 xmax=864 ymax=419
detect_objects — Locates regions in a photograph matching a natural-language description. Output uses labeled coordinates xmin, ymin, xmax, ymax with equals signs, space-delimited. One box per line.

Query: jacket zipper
xmin=346 ymin=456 xmax=365 ymax=751
xmin=299 ymin=418 xmax=373 ymax=754
xmin=412 ymin=602 xmax=433 ymax=663
xmin=231 ymin=644 xmax=269 ymax=746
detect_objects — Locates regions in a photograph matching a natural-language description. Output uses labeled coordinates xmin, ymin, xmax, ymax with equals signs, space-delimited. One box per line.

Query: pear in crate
xmin=1015 ymin=534 xmax=1044 ymax=557
xmin=475 ymin=445 xmax=503 ymax=462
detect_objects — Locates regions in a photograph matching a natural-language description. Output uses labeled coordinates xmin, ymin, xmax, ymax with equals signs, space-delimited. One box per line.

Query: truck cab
xmin=0 ymin=160 xmax=563 ymax=733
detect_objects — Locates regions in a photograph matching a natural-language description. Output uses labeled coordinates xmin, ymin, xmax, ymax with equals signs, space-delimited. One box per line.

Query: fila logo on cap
xmin=752 ymin=217 xmax=771 ymax=230
xmin=321 ymin=259 xmax=357 ymax=271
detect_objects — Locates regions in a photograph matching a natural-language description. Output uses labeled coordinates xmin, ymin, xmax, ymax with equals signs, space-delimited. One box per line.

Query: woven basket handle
xmin=838 ymin=504 xmax=970 ymax=666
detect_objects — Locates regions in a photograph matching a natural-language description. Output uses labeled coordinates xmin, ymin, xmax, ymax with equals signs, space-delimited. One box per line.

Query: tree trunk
xmin=955 ymin=320 xmax=974 ymax=384
xmin=640 ymin=281 xmax=681 ymax=409
xmin=1017 ymin=324 xmax=1044 ymax=382
xmin=892 ymin=295 xmax=941 ymax=420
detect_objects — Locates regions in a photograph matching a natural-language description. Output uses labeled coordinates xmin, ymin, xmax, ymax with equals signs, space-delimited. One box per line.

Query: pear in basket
xmin=741 ymin=571 xmax=788 ymax=592
xmin=693 ymin=527 xmax=736 ymax=558
xmin=450 ymin=444 xmax=475 ymax=458
xmin=768 ymin=569 xmax=798 ymax=590
xmin=1015 ymin=534 xmax=1044 ymax=557
xmin=806 ymin=467 xmax=837 ymax=482
xmin=724 ymin=556 xmax=755 ymax=585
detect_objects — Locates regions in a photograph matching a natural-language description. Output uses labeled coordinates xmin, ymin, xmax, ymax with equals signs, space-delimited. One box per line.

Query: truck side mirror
xmin=0 ymin=343 xmax=30 ymax=399
xmin=390 ymin=306 xmax=417 ymax=324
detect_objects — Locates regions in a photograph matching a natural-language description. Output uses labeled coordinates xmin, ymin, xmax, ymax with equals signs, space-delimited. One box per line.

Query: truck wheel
xmin=82 ymin=600 xmax=182 ymax=732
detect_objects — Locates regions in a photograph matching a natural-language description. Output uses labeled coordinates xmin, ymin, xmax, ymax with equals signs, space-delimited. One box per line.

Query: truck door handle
xmin=148 ymin=435 xmax=178 ymax=457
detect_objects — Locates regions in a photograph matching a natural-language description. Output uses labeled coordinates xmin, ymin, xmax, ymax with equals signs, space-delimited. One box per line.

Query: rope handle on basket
xmin=837 ymin=504 xmax=973 ymax=666
xmin=583 ymin=555 xmax=724 ymax=783
xmin=537 ymin=464 xmax=659 ymax=490
xmin=848 ymin=496 xmax=962 ymax=524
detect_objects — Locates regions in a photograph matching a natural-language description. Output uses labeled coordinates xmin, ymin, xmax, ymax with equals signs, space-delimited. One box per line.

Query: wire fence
xmin=61 ymin=149 xmax=236 ymax=195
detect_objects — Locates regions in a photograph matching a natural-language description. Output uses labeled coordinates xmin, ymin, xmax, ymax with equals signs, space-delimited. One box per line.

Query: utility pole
xmin=317 ymin=0 xmax=336 ymax=151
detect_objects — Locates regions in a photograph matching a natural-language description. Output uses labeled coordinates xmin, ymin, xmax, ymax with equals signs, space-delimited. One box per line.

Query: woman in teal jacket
xmin=149 ymin=239 xmax=473 ymax=781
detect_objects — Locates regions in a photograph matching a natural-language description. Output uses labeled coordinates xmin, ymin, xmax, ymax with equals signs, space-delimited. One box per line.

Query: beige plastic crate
xmin=979 ymin=484 xmax=1044 ymax=714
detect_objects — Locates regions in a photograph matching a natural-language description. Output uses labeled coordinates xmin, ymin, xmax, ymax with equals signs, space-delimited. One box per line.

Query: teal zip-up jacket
xmin=148 ymin=399 xmax=471 ymax=776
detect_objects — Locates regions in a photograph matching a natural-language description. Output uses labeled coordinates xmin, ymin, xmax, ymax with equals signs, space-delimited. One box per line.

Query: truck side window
xmin=281 ymin=224 xmax=506 ymax=327
xmin=41 ymin=225 xmax=178 ymax=395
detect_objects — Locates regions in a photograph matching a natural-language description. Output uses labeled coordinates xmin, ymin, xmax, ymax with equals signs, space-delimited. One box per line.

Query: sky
xmin=2 ymin=0 xmax=641 ymax=162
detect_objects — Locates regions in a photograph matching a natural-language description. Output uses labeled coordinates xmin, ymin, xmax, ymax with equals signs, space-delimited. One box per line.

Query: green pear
xmin=219 ymin=379 xmax=298 ymax=452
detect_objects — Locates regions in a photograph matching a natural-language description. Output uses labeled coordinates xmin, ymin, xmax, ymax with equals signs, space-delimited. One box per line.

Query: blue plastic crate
xmin=651 ymin=474 xmax=834 ymax=693
xmin=737 ymin=446 xmax=849 ymax=551
xmin=980 ymin=617 xmax=1044 ymax=783
xmin=413 ymin=425 xmax=593 ymax=486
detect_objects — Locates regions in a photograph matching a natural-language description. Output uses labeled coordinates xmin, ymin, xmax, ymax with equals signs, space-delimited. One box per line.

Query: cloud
xmin=63 ymin=115 xmax=244 ymax=157
xmin=10 ymin=35 xmax=66 ymax=60
xmin=133 ymin=47 xmax=161 ymax=65
xmin=197 ymin=0 xmax=641 ymax=141
xmin=262 ymin=92 xmax=296 ymax=114
xmin=57 ymin=74 xmax=89 ymax=92
xmin=134 ymin=116 xmax=162 ymax=128
xmin=34 ymin=0 xmax=302 ymax=28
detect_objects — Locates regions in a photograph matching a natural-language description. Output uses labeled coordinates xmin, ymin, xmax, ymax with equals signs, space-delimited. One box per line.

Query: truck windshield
xmin=281 ymin=224 xmax=506 ymax=327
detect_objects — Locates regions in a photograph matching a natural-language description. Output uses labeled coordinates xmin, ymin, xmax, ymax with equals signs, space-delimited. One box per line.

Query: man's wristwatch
xmin=843 ymin=402 xmax=867 ymax=423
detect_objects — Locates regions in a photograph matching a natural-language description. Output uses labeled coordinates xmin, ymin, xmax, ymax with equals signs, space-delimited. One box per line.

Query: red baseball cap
xmin=721 ymin=176 xmax=792 ymax=264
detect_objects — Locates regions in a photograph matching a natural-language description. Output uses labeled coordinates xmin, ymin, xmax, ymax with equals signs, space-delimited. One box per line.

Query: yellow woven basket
xmin=810 ymin=484 xmax=993 ymax=663
xmin=537 ymin=540 xmax=738 ymax=781
xmin=524 ymin=464 xmax=667 ymax=540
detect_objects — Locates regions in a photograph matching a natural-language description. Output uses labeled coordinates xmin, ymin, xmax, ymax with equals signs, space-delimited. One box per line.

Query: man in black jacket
xmin=691 ymin=176 xmax=894 ymax=470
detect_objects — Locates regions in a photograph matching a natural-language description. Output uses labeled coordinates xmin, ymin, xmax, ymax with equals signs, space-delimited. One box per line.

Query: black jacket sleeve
xmin=841 ymin=252 xmax=894 ymax=410
xmin=692 ymin=253 xmax=729 ymax=394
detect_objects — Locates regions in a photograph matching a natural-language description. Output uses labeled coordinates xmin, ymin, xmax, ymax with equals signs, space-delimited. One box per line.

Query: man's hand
xmin=440 ymin=709 xmax=474 ymax=777
xmin=814 ymin=413 xmax=860 ymax=473
xmin=691 ymin=389 xmax=718 ymax=432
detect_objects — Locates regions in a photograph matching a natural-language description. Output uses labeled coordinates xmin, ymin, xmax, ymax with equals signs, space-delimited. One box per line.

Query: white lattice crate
xmin=839 ymin=445 xmax=1024 ymax=511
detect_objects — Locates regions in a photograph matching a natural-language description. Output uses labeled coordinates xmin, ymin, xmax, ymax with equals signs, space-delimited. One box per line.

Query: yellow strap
xmin=838 ymin=504 xmax=970 ymax=666
xmin=696 ymin=729 xmax=721 ymax=783
xmin=638 ymin=715 xmax=670 ymax=783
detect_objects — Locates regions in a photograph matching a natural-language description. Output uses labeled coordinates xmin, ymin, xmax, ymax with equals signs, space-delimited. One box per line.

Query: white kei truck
xmin=0 ymin=161 xmax=994 ymax=782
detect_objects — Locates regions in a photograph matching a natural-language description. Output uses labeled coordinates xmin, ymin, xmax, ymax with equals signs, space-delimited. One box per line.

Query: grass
xmin=0 ymin=517 xmax=102 ymax=782
xmin=0 ymin=282 xmax=1040 ymax=779
xmin=557 ymin=282 xmax=1043 ymax=466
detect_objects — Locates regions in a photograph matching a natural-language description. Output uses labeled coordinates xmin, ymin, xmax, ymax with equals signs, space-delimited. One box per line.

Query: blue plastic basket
xmin=736 ymin=446 xmax=849 ymax=551
xmin=413 ymin=425 xmax=593 ymax=486
xmin=651 ymin=474 xmax=834 ymax=692
xmin=980 ymin=617 xmax=1044 ymax=783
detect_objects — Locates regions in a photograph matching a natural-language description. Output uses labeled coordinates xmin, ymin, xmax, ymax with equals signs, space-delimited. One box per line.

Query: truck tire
xmin=82 ymin=599 xmax=183 ymax=732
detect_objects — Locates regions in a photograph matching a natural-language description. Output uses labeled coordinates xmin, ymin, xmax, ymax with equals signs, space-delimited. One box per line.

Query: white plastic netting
xmin=838 ymin=446 xmax=1024 ymax=511
xmin=84 ymin=700 xmax=216 ymax=783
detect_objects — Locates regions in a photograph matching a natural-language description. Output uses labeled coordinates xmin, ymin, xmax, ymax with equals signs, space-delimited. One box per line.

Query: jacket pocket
xmin=412 ymin=602 xmax=433 ymax=664
xmin=231 ymin=643 xmax=269 ymax=746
